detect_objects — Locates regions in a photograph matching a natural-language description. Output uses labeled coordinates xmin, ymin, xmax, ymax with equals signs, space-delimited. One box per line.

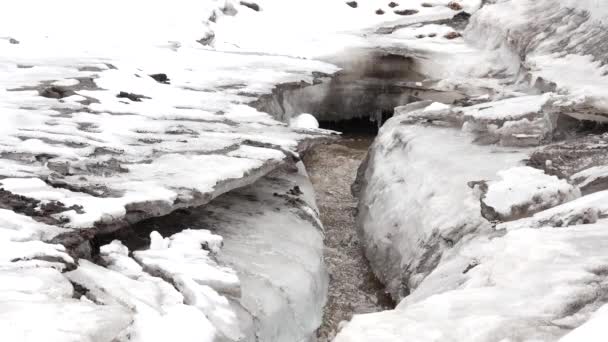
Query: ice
xmin=354 ymin=113 xmax=529 ymax=300
xmin=128 ymin=161 xmax=327 ymax=342
xmin=336 ymin=220 xmax=608 ymax=342
xmin=572 ymin=165 xmax=608 ymax=194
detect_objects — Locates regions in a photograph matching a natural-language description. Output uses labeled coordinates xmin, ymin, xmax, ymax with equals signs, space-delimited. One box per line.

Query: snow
xmin=483 ymin=166 xmax=581 ymax=221
xmin=559 ymin=304 xmax=608 ymax=342
xmin=465 ymin=0 xmax=608 ymax=112
xmin=133 ymin=231 xmax=241 ymax=297
xmin=462 ymin=95 xmax=550 ymax=121
xmin=290 ymin=113 xmax=320 ymax=129
xmin=336 ymin=220 xmax=608 ymax=342
xmin=572 ymin=165 xmax=608 ymax=191
xmin=130 ymin=162 xmax=327 ymax=341
xmin=67 ymin=260 xmax=218 ymax=342
xmin=2 ymin=0 xmax=608 ymax=340
xmin=355 ymin=113 xmax=529 ymax=300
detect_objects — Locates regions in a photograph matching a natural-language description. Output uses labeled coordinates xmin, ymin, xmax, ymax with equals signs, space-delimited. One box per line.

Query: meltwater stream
xmin=303 ymin=135 xmax=395 ymax=341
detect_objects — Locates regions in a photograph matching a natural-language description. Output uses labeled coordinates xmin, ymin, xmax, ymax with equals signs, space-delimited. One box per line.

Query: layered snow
xmin=354 ymin=111 xmax=529 ymax=300
xmin=0 ymin=0 xmax=339 ymax=233
xmin=127 ymin=162 xmax=327 ymax=341
xmin=336 ymin=220 xmax=608 ymax=342
xmin=466 ymin=0 xmax=608 ymax=112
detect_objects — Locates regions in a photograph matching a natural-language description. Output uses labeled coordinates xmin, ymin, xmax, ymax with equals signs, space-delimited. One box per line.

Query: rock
xmin=444 ymin=31 xmax=462 ymax=39
xmin=394 ymin=9 xmax=419 ymax=16
xmin=239 ymin=1 xmax=260 ymax=11
xmin=116 ymin=91 xmax=150 ymax=102
xmin=447 ymin=1 xmax=463 ymax=10
xmin=346 ymin=1 xmax=358 ymax=8
xmin=197 ymin=31 xmax=215 ymax=46
xmin=39 ymin=86 xmax=76 ymax=99
xmin=9 ymin=38 xmax=19 ymax=44
xmin=376 ymin=8 xmax=385 ymax=15
xmin=388 ymin=2 xmax=399 ymax=8
xmin=149 ymin=73 xmax=170 ymax=84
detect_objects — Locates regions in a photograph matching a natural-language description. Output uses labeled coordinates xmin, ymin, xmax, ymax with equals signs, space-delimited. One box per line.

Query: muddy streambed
xmin=303 ymin=135 xmax=394 ymax=341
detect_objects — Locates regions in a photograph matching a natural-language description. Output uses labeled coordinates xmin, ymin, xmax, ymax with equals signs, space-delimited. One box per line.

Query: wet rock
xmin=0 ymin=187 xmax=83 ymax=225
xmin=239 ymin=1 xmax=260 ymax=11
xmin=346 ymin=1 xmax=358 ymax=8
xmin=197 ymin=31 xmax=215 ymax=46
xmin=394 ymin=9 xmax=419 ymax=16
xmin=149 ymin=73 xmax=170 ymax=84
xmin=444 ymin=31 xmax=462 ymax=39
xmin=447 ymin=1 xmax=463 ymax=10
xmin=116 ymin=91 xmax=150 ymax=102
xmin=39 ymin=86 xmax=76 ymax=99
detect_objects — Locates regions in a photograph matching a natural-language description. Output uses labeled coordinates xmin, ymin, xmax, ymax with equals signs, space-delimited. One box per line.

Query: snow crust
xmin=483 ymin=166 xmax=581 ymax=221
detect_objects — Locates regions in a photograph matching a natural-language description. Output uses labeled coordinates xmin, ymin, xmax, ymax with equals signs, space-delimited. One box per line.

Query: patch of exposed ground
xmin=303 ymin=135 xmax=394 ymax=341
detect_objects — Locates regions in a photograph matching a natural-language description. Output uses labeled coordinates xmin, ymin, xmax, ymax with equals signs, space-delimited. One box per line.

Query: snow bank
xmin=354 ymin=112 xmax=528 ymax=300
xmin=128 ymin=162 xmax=326 ymax=341
xmin=466 ymin=0 xmax=608 ymax=113
xmin=336 ymin=220 xmax=608 ymax=342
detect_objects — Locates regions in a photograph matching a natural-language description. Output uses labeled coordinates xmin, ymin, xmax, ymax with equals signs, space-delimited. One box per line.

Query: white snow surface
xmin=336 ymin=221 xmax=608 ymax=342
xmin=290 ymin=113 xmax=320 ymax=129
xmin=483 ymin=166 xmax=581 ymax=220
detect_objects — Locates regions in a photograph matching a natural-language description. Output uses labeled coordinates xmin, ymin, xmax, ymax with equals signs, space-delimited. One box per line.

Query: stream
xmin=303 ymin=135 xmax=395 ymax=341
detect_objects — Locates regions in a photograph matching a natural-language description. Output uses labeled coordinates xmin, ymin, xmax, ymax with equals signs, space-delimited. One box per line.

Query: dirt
xmin=303 ymin=135 xmax=394 ymax=341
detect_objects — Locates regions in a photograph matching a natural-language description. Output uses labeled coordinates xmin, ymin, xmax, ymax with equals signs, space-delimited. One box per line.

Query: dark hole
xmin=319 ymin=109 xmax=394 ymax=135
